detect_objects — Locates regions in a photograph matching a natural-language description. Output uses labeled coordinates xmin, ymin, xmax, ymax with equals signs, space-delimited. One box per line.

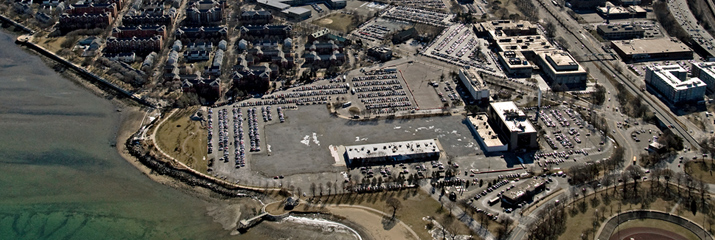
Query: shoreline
xmin=0 ymin=24 xmax=415 ymax=240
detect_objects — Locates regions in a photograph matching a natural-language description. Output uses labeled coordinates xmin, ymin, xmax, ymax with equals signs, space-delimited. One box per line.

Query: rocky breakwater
xmin=126 ymin=137 xmax=263 ymax=198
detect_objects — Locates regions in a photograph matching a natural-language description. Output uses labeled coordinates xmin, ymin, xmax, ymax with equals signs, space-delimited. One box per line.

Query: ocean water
xmin=0 ymin=29 xmax=361 ymax=240
xmin=0 ymin=30 xmax=237 ymax=240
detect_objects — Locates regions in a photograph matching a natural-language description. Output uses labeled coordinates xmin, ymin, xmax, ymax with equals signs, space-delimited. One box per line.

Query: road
xmin=531 ymin=0 xmax=701 ymax=152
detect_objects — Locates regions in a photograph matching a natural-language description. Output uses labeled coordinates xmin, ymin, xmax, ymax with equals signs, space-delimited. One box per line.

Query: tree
xmin=625 ymin=165 xmax=645 ymax=197
xmin=386 ymin=197 xmax=402 ymax=219
xmin=310 ymin=182 xmax=316 ymax=197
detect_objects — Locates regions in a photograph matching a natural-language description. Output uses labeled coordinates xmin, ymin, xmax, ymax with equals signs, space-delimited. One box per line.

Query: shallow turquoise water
xmin=0 ymin=30 xmax=232 ymax=240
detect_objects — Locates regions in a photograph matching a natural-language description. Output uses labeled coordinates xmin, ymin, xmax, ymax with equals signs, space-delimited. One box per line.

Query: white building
xmin=345 ymin=139 xmax=441 ymax=167
xmin=458 ymin=68 xmax=490 ymax=102
xmin=488 ymin=101 xmax=538 ymax=150
xmin=467 ymin=114 xmax=508 ymax=152
xmin=535 ymin=50 xmax=588 ymax=89
xmin=691 ymin=62 xmax=715 ymax=91
xmin=645 ymin=65 xmax=706 ymax=103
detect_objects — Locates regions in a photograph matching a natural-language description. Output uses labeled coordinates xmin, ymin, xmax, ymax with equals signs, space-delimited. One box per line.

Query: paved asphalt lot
xmin=253 ymin=105 xmax=480 ymax=177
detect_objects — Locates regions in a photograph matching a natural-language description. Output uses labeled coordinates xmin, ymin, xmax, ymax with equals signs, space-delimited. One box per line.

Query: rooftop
xmin=499 ymin=51 xmax=532 ymax=69
xmin=459 ymin=68 xmax=488 ymax=90
xmin=648 ymin=64 xmax=706 ymax=91
xmin=596 ymin=24 xmax=645 ymax=34
xmin=468 ymin=115 xmax=506 ymax=148
xmin=490 ymin=101 xmax=536 ymax=134
xmin=538 ymin=50 xmax=587 ymax=74
xmin=345 ymin=139 xmax=440 ymax=160
xmin=282 ymin=7 xmax=310 ymax=15
xmin=503 ymin=178 xmax=547 ymax=201
xmin=611 ymin=38 xmax=692 ymax=55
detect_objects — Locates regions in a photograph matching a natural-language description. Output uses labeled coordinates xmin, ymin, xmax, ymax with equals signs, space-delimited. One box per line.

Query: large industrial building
xmin=344 ymin=139 xmax=441 ymax=167
xmin=611 ymin=38 xmax=693 ymax=62
xmin=467 ymin=114 xmax=508 ymax=152
xmin=535 ymin=50 xmax=588 ymax=89
xmin=596 ymin=24 xmax=645 ymax=40
xmin=487 ymin=101 xmax=538 ymax=151
xmin=458 ymin=68 xmax=490 ymax=102
xmin=645 ymin=65 xmax=706 ymax=103
xmin=501 ymin=178 xmax=547 ymax=206
xmin=691 ymin=62 xmax=715 ymax=91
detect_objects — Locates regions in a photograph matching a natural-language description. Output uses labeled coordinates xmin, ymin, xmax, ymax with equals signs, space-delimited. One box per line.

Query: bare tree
xmin=386 ymin=197 xmax=402 ymax=219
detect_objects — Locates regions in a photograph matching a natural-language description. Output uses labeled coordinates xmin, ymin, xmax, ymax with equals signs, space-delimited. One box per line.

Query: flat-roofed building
xmin=344 ymin=139 xmax=441 ymax=167
xmin=467 ymin=114 xmax=508 ymax=152
xmin=282 ymin=7 xmax=310 ymax=20
xmin=645 ymin=64 xmax=706 ymax=103
xmin=475 ymin=20 xmax=537 ymax=38
xmin=596 ymin=3 xmax=647 ymax=19
xmin=568 ymin=0 xmax=606 ymax=10
xmin=488 ymin=101 xmax=538 ymax=151
xmin=458 ymin=68 xmax=490 ymax=102
xmin=611 ymin=38 xmax=693 ymax=62
xmin=597 ymin=24 xmax=645 ymax=40
xmin=535 ymin=50 xmax=588 ymax=89
xmin=497 ymin=51 xmax=533 ymax=77
xmin=501 ymin=178 xmax=546 ymax=206
xmin=257 ymin=0 xmax=290 ymax=11
xmin=691 ymin=62 xmax=715 ymax=91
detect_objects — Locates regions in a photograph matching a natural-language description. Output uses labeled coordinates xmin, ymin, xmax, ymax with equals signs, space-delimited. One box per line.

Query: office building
xmin=488 ymin=101 xmax=538 ymax=151
xmin=467 ymin=114 xmax=508 ymax=152
xmin=645 ymin=65 xmax=706 ymax=103
xmin=535 ymin=50 xmax=588 ymax=89
xmin=691 ymin=62 xmax=715 ymax=91
xmin=458 ymin=68 xmax=490 ymax=102
xmin=596 ymin=24 xmax=645 ymax=40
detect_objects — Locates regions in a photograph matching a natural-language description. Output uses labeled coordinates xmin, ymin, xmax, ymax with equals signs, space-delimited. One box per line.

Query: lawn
xmin=312 ymin=13 xmax=357 ymax=33
xmin=292 ymin=189 xmax=479 ymax=240
xmin=616 ymin=218 xmax=700 ymax=240
xmin=685 ymin=160 xmax=715 ymax=184
xmin=155 ymin=107 xmax=208 ymax=174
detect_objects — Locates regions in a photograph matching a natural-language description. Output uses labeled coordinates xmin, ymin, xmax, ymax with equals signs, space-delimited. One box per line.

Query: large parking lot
xmin=351 ymin=18 xmax=411 ymax=45
xmin=422 ymin=24 xmax=498 ymax=72
xmin=380 ymin=6 xmax=452 ymax=27
xmin=254 ymin=105 xmax=480 ymax=177
xmin=525 ymin=105 xmax=613 ymax=169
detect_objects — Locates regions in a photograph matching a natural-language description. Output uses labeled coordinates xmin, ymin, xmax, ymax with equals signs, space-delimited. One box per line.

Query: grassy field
xmin=312 ymin=13 xmax=357 ymax=33
xmin=616 ymin=218 xmax=700 ymax=240
xmin=685 ymin=160 xmax=715 ymax=184
xmin=155 ymin=107 xmax=208 ymax=174
xmin=284 ymin=189 xmax=479 ymax=240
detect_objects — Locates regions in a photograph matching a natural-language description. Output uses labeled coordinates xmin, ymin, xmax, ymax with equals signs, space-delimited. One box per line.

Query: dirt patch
xmin=317 ymin=18 xmax=334 ymax=25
